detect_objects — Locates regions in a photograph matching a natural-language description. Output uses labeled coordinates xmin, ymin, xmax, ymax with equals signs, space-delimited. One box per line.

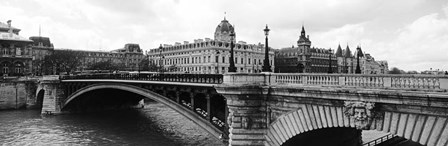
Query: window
xmin=241 ymin=58 xmax=244 ymax=64
xmin=216 ymin=56 xmax=219 ymax=63
xmin=222 ymin=56 xmax=225 ymax=63
xmin=2 ymin=67 xmax=8 ymax=74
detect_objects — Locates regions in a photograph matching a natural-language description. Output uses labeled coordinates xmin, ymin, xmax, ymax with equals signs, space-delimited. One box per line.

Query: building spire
xmin=39 ymin=25 xmax=41 ymax=37
xmin=301 ymin=24 xmax=306 ymax=36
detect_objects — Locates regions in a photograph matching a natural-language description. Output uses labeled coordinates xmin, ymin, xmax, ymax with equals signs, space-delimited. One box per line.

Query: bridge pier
xmin=217 ymin=75 xmax=269 ymax=145
xmin=40 ymin=75 xmax=65 ymax=115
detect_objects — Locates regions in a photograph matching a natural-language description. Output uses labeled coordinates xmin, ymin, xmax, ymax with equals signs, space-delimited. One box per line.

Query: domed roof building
xmin=214 ymin=18 xmax=235 ymax=42
xmin=148 ymin=17 xmax=275 ymax=74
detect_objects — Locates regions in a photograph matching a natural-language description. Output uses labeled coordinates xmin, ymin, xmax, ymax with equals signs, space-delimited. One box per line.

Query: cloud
xmin=384 ymin=12 xmax=448 ymax=71
xmin=1 ymin=0 xmax=448 ymax=71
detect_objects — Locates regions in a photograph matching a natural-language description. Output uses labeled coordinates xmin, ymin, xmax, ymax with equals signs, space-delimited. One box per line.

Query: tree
xmin=87 ymin=60 xmax=124 ymax=73
xmin=167 ymin=64 xmax=178 ymax=72
xmin=389 ymin=67 xmax=405 ymax=74
xmin=139 ymin=57 xmax=150 ymax=71
xmin=407 ymin=70 xmax=419 ymax=74
xmin=42 ymin=50 xmax=85 ymax=75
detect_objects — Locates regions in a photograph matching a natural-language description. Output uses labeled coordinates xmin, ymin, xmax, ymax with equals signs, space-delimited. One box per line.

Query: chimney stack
xmin=7 ymin=20 xmax=12 ymax=36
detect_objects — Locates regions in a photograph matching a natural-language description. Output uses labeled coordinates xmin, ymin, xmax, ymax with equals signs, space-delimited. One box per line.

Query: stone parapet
xmin=223 ymin=73 xmax=448 ymax=92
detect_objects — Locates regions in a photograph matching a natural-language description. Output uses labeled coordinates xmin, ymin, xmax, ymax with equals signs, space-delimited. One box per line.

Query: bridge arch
xmin=266 ymin=105 xmax=448 ymax=146
xmin=61 ymin=83 xmax=222 ymax=138
xmin=36 ymin=89 xmax=45 ymax=108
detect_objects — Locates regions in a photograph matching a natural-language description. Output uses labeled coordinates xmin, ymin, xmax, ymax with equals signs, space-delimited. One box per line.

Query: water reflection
xmin=0 ymin=102 xmax=223 ymax=146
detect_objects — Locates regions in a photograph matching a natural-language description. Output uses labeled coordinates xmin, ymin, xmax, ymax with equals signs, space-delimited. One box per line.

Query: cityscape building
xmin=336 ymin=45 xmax=389 ymax=74
xmin=29 ymin=37 xmax=144 ymax=75
xmin=274 ymin=26 xmax=337 ymax=73
xmin=147 ymin=18 xmax=275 ymax=74
xmin=0 ymin=20 xmax=33 ymax=76
xmin=29 ymin=36 xmax=54 ymax=75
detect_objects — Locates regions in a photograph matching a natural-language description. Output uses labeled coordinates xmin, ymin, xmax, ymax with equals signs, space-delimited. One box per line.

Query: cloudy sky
xmin=1 ymin=0 xmax=447 ymax=71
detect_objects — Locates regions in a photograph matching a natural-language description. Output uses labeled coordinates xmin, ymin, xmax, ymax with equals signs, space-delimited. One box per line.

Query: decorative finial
xmin=39 ymin=25 xmax=41 ymax=37
xmin=224 ymin=12 xmax=226 ymax=20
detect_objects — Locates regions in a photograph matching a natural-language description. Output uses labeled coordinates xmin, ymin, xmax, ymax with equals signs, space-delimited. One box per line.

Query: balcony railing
xmin=60 ymin=73 xmax=223 ymax=84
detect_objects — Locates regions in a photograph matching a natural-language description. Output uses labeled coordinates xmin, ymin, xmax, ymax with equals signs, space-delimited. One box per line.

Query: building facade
xmin=336 ymin=45 xmax=389 ymax=74
xmin=335 ymin=44 xmax=354 ymax=74
xmin=60 ymin=43 xmax=145 ymax=72
xmin=30 ymin=36 xmax=54 ymax=75
xmin=275 ymin=26 xmax=337 ymax=73
xmin=29 ymin=35 xmax=144 ymax=75
xmin=0 ymin=20 xmax=33 ymax=76
xmin=147 ymin=18 xmax=275 ymax=74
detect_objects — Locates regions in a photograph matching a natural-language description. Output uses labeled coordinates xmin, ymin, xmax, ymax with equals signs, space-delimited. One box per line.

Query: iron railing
xmin=60 ymin=73 xmax=223 ymax=84
xmin=363 ymin=134 xmax=396 ymax=146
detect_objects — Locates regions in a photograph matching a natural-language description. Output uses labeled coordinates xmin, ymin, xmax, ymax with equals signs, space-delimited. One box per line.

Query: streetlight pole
xmin=159 ymin=44 xmax=164 ymax=73
xmin=355 ymin=47 xmax=362 ymax=74
xmin=328 ymin=48 xmax=333 ymax=74
xmin=228 ymin=32 xmax=237 ymax=72
xmin=262 ymin=24 xmax=272 ymax=72
xmin=216 ymin=50 xmax=220 ymax=74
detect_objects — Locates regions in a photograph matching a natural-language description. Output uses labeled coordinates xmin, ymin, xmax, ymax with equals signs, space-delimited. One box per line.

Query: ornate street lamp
xmin=159 ymin=44 xmax=164 ymax=73
xmin=355 ymin=46 xmax=362 ymax=74
xmin=228 ymin=32 xmax=237 ymax=72
xmin=216 ymin=50 xmax=220 ymax=74
xmin=262 ymin=25 xmax=272 ymax=72
xmin=328 ymin=48 xmax=333 ymax=74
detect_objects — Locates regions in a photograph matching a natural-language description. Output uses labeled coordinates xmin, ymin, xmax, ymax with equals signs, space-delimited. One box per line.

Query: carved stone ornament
xmin=242 ymin=116 xmax=252 ymax=129
xmin=344 ymin=101 xmax=375 ymax=130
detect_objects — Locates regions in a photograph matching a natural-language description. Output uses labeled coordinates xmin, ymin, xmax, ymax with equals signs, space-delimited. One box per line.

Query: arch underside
xmin=266 ymin=104 xmax=448 ymax=146
xmin=62 ymin=83 xmax=222 ymax=139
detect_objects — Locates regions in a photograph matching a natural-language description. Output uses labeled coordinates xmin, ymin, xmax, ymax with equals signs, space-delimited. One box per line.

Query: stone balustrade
xmin=223 ymin=73 xmax=448 ymax=91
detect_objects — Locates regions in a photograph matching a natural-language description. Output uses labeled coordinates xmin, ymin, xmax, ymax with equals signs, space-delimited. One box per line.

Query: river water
xmin=0 ymin=102 xmax=224 ymax=146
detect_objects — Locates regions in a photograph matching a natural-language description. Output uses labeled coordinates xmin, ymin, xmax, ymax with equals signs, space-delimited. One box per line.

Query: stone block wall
xmin=0 ymin=80 xmax=37 ymax=110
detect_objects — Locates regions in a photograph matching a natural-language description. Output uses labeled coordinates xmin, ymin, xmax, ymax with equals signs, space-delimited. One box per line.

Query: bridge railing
xmin=224 ymin=73 xmax=448 ymax=91
xmin=60 ymin=73 xmax=223 ymax=84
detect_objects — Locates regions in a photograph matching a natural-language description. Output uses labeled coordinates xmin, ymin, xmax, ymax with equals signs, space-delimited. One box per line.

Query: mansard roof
xmin=0 ymin=32 xmax=32 ymax=42
xmin=0 ymin=21 xmax=20 ymax=33
xmin=29 ymin=36 xmax=54 ymax=48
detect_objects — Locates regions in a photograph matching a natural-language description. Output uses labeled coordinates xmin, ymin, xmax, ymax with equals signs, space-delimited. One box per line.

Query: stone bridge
xmin=37 ymin=73 xmax=448 ymax=146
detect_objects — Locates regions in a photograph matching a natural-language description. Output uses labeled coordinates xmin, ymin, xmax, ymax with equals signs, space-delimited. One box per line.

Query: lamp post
xmin=216 ymin=50 xmax=220 ymax=74
xmin=262 ymin=24 xmax=272 ymax=72
xmin=228 ymin=32 xmax=237 ymax=72
xmin=159 ymin=44 xmax=164 ymax=73
xmin=328 ymin=48 xmax=333 ymax=74
xmin=355 ymin=47 xmax=362 ymax=74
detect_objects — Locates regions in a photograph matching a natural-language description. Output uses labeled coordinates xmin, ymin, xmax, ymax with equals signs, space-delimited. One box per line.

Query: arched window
xmin=2 ymin=63 xmax=9 ymax=74
xmin=15 ymin=63 xmax=22 ymax=74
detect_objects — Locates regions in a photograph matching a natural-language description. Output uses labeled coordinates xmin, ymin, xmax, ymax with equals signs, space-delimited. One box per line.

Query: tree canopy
xmin=388 ymin=67 xmax=405 ymax=74
xmin=42 ymin=50 xmax=85 ymax=75
xmin=87 ymin=60 xmax=124 ymax=72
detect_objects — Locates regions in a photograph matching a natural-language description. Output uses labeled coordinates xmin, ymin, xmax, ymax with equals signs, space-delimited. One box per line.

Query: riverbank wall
xmin=0 ymin=77 xmax=39 ymax=110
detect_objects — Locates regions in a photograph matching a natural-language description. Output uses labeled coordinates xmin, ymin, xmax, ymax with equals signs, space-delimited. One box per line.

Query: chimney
xmin=7 ymin=20 xmax=13 ymax=36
